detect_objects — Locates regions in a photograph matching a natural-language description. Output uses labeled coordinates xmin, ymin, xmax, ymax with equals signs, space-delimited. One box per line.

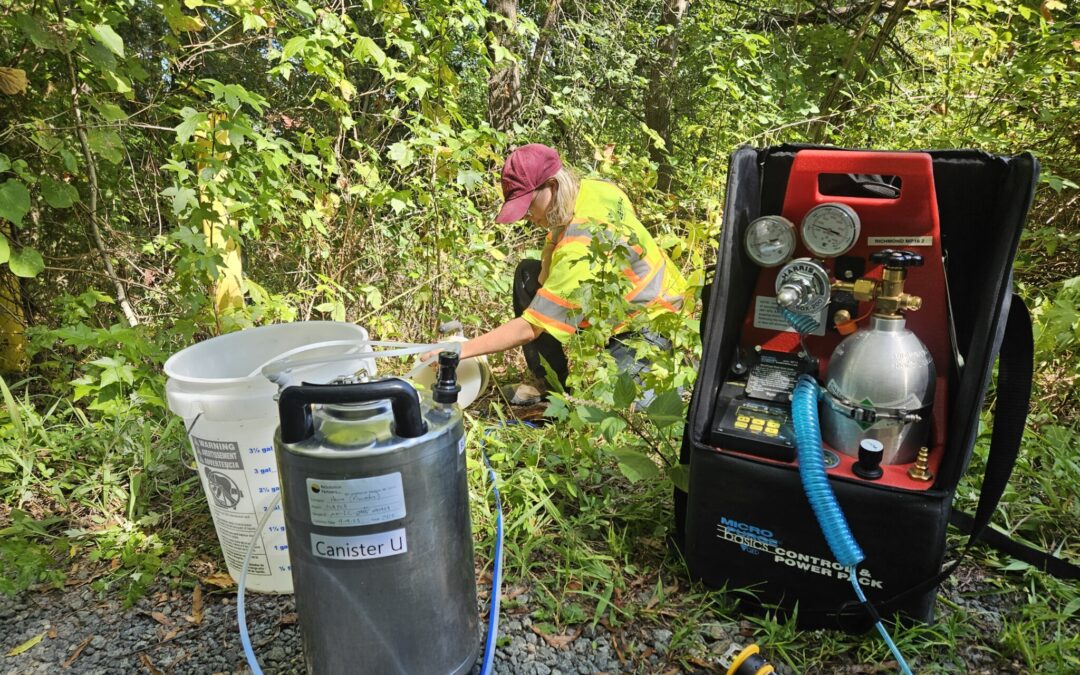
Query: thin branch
xmin=55 ymin=0 xmax=140 ymax=327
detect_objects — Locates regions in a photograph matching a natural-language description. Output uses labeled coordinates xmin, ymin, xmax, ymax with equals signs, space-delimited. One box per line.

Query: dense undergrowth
xmin=2 ymin=0 xmax=1078 ymax=671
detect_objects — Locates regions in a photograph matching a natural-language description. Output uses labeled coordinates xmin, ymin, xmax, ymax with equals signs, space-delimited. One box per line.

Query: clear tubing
xmin=261 ymin=340 xmax=462 ymax=387
xmin=850 ymin=572 xmax=915 ymax=675
xmin=238 ymin=493 xmax=281 ymax=675
xmin=791 ymin=375 xmax=864 ymax=567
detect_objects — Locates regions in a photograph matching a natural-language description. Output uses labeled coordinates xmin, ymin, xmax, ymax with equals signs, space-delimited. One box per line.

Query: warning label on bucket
xmin=191 ymin=437 xmax=244 ymax=471
xmin=190 ymin=434 xmax=272 ymax=577
xmin=307 ymin=474 xmax=406 ymax=527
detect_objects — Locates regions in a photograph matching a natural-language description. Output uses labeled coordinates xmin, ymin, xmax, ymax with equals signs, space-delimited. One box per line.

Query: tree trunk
xmin=487 ymin=0 xmax=521 ymax=133
xmin=524 ymin=0 xmax=562 ymax=103
xmin=645 ymin=0 xmax=688 ymax=194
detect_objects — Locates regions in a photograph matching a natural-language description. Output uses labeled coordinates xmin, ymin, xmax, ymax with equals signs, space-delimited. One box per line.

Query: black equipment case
xmin=675 ymin=145 xmax=1040 ymax=630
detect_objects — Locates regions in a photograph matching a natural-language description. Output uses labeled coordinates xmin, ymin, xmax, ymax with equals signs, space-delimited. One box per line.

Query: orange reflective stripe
xmin=554 ymin=235 xmax=590 ymax=250
xmin=625 ymin=257 xmax=664 ymax=301
xmin=524 ymin=308 xmax=576 ymax=336
xmin=538 ymin=288 xmax=578 ymax=309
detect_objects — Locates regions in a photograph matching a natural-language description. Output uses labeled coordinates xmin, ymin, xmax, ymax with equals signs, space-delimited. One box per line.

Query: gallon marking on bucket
xmin=306 ymin=474 xmax=406 ymax=528
xmin=311 ymin=529 xmax=408 ymax=561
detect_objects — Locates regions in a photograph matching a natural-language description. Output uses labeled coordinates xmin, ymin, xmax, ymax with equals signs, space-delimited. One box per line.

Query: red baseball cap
xmin=495 ymin=144 xmax=563 ymax=224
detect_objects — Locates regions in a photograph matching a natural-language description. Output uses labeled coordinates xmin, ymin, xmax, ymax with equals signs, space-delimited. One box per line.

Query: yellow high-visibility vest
xmin=522 ymin=178 xmax=686 ymax=343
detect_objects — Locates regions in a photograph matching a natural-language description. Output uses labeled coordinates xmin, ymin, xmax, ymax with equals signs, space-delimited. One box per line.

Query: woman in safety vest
xmin=444 ymin=143 xmax=686 ymax=404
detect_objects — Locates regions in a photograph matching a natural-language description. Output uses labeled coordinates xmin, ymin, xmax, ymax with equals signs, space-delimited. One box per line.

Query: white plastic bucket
xmin=164 ymin=321 xmax=376 ymax=593
xmin=409 ymin=335 xmax=490 ymax=408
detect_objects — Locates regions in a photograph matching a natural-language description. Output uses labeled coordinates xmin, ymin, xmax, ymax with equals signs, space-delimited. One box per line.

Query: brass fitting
xmin=908 ymin=447 xmax=933 ymax=482
xmin=831 ymin=278 xmax=877 ymax=303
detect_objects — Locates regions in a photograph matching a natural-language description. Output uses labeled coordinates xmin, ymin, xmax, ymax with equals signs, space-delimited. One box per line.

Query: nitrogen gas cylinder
xmin=275 ymin=354 xmax=479 ymax=674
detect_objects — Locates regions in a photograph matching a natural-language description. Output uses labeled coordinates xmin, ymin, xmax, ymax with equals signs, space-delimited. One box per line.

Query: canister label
xmin=311 ymin=529 xmax=408 ymax=561
xmin=306 ymin=473 xmax=406 ymax=527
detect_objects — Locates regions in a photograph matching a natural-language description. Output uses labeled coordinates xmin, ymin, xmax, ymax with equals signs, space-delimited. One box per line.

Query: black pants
xmin=513 ymin=259 xmax=671 ymax=398
xmin=514 ymin=259 xmax=570 ymax=387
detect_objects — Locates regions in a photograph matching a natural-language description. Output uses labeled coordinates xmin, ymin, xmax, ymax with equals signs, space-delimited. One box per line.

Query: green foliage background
xmin=1 ymin=0 xmax=1078 ymax=670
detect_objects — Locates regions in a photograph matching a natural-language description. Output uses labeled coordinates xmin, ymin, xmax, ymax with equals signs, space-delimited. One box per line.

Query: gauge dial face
xmin=800 ymin=203 xmax=861 ymax=258
xmin=744 ymin=215 xmax=797 ymax=267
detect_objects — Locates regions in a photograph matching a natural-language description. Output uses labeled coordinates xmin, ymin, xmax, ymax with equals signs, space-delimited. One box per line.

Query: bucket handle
xmin=261 ymin=340 xmax=462 ymax=388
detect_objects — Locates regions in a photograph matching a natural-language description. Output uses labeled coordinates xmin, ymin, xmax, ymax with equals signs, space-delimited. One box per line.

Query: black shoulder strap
xmin=837 ymin=295 xmax=1077 ymax=631
xmin=948 ymin=294 xmax=1076 ymax=578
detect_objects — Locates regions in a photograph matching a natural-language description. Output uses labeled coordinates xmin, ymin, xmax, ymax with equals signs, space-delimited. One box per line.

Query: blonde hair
xmin=545 ymin=167 xmax=580 ymax=228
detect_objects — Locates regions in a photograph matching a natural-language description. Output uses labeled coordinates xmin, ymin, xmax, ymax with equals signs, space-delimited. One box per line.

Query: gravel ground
xmin=0 ymin=583 xmax=772 ymax=674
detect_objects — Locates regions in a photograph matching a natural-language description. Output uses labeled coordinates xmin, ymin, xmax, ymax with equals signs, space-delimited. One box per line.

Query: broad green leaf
xmin=0 ymin=179 xmax=30 ymax=225
xmin=294 ymin=0 xmax=316 ymax=20
xmin=599 ymin=415 xmax=627 ymax=442
xmin=646 ymin=390 xmax=684 ymax=428
xmin=41 ymin=177 xmax=80 ymax=208
xmin=15 ymin=15 xmax=58 ymax=50
xmin=87 ymin=129 xmax=124 ymax=164
xmin=668 ymin=463 xmax=690 ymax=493
xmin=0 ymin=233 xmax=9 ymax=264
xmin=282 ymin=36 xmax=307 ymax=60
xmin=91 ymin=24 xmax=125 ymax=58
xmin=613 ymin=372 xmax=637 ymax=408
xmin=93 ymin=101 xmax=128 ymax=121
xmin=576 ymin=405 xmax=610 ymax=424
xmin=609 ymin=448 xmax=660 ymax=483
xmin=8 ymin=247 xmax=45 ymax=278
xmin=162 ymin=186 xmax=197 ymax=216
xmin=387 ymin=141 xmax=414 ymax=167
xmin=0 ymin=153 xmax=9 ymax=173
xmin=353 ymin=36 xmax=386 ymax=66
xmin=103 ymin=70 xmax=132 ymax=94
xmin=163 ymin=0 xmax=206 ymax=33
xmin=84 ymin=41 xmax=118 ymax=72
xmin=175 ymin=109 xmax=207 ymax=143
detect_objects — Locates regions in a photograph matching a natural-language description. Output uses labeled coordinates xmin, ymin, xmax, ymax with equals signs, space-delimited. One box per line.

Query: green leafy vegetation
xmin=1 ymin=0 xmax=1077 ymax=670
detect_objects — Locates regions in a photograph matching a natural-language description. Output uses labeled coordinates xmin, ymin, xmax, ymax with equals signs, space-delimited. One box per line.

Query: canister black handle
xmin=278 ymin=379 xmax=427 ymax=444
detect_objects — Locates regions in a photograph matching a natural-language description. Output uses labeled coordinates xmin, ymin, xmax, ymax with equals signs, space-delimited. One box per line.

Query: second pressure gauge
xmin=801 ymin=203 xmax=861 ymax=258
xmin=744 ymin=215 xmax=797 ymax=267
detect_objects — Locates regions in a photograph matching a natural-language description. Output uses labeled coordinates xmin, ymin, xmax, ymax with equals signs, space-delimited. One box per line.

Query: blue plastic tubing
xmin=783 ymin=308 xmax=821 ymax=336
xmin=791 ymin=375 xmax=864 ymax=567
xmin=478 ymin=420 xmax=535 ymax=675
xmin=791 ymin=375 xmax=914 ymax=675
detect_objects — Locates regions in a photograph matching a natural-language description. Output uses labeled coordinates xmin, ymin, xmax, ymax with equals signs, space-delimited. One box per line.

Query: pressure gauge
xmin=800 ymin=203 xmax=861 ymax=258
xmin=744 ymin=215 xmax=797 ymax=267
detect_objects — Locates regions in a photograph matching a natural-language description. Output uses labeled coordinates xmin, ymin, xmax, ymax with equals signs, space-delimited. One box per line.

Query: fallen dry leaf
xmin=47 ymin=627 xmax=58 ymax=639
xmin=202 ymin=571 xmax=235 ymax=589
xmin=139 ymin=652 xmax=164 ymax=675
xmin=62 ymin=636 xmax=93 ymax=669
xmin=150 ymin=611 xmax=173 ymax=627
xmin=187 ymin=583 xmax=204 ymax=625
xmin=0 ymin=68 xmax=28 ymax=95
xmin=530 ymin=624 xmax=583 ymax=650
xmin=5 ymin=632 xmax=45 ymax=657
xmin=279 ymin=613 xmax=298 ymax=625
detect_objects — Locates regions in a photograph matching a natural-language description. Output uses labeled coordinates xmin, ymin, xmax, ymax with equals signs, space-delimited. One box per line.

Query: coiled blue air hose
xmin=791 ymin=376 xmax=864 ymax=568
xmin=783 ymin=308 xmax=821 ymax=336
xmin=790 ymin=375 xmax=913 ymax=675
